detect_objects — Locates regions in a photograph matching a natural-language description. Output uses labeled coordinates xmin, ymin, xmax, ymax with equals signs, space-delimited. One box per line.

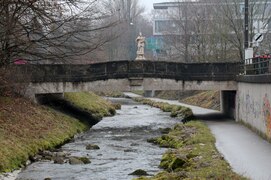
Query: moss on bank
xmin=131 ymin=90 xmax=145 ymax=96
xmin=64 ymin=92 xmax=116 ymax=120
xmin=133 ymin=98 xmax=193 ymax=120
xmin=94 ymin=91 xmax=124 ymax=98
xmin=134 ymin=90 xmax=220 ymax=111
xmin=133 ymin=98 xmax=245 ymax=180
xmin=0 ymin=92 xmax=116 ymax=173
xmin=138 ymin=121 xmax=246 ymax=180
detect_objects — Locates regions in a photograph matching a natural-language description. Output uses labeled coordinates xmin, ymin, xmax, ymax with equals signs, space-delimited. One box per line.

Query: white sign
xmin=245 ymin=48 xmax=253 ymax=62
xmin=253 ymin=33 xmax=264 ymax=43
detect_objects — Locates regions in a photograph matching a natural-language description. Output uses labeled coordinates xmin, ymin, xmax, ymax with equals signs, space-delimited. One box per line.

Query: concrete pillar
xmin=220 ymin=91 xmax=236 ymax=119
xmin=144 ymin=90 xmax=155 ymax=97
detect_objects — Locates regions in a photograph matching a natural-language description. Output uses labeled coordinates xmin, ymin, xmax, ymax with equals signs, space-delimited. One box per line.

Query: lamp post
xmin=127 ymin=0 xmax=135 ymax=60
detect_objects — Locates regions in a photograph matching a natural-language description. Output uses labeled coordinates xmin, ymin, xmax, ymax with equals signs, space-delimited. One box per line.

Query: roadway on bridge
xmin=124 ymin=92 xmax=271 ymax=180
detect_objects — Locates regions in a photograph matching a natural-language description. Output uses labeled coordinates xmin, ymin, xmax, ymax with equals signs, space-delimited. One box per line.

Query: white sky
xmin=139 ymin=0 xmax=171 ymax=14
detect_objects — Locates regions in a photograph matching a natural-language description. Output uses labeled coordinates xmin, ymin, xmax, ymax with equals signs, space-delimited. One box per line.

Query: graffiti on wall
xmin=241 ymin=93 xmax=261 ymax=120
xmin=263 ymin=94 xmax=271 ymax=137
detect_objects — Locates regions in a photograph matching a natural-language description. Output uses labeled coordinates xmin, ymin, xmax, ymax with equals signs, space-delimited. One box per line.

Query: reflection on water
xmin=17 ymin=98 xmax=179 ymax=180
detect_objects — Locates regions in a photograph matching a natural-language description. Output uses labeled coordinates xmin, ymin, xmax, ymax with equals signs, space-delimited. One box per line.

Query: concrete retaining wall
xmin=237 ymin=82 xmax=271 ymax=139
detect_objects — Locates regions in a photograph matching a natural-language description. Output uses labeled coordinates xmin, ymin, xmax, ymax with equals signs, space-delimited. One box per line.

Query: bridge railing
xmin=241 ymin=57 xmax=271 ymax=75
xmin=14 ymin=61 xmax=239 ymax=83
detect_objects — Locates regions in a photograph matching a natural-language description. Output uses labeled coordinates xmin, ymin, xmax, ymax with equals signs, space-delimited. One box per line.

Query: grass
xmin=147 ymin=90 xmax=220 ymax=111
xmin=0 ymin=92 xmax=117 ymax=173
xmin=133 ymin=98 xmax=246 ymax=180
xmin=94 ymin=91 xmax=124 ymax=98
xmin=181 ymin=91 xmax=220 ymax=110
xmin=64 ymin=92 xmax=116 ymax=120
xmin=131 ymin=90 xmax=145 ymax=96
xmin=137 ymin=122 xmax=247 ymax=180
xmin=133 ymin=97 xmax=193 ymax=120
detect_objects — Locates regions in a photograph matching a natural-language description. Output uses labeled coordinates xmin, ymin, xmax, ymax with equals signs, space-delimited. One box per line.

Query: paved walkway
xmin=124 ymin=93 xmax=271 ymax=180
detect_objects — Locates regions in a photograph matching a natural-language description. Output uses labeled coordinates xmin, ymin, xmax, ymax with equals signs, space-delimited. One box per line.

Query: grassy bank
xmin=132 ymin=90 xmax=220 ymax=111
xmin=141 ymin=122 xmax=246 ymax=179
xmin=0 ymin=92 xmax=116 ymax=173
xmin=134 ymin=98 xmax=245 ymax=179
xmin=64 ymin=92 xmax=117 ymax=120
xmin=181 ymin=91 xmax=220 ymax=111
xmin=133 ymin=98 xmax=193 ymax=120
xmin=94 ymin=91 xmax=124 ymax=98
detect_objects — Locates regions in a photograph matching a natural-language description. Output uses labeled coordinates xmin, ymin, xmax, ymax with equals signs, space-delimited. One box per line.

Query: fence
xmin=14 ymin=61 xmax=239 ymax=83
xmin=241 ymin=57 xmax=271 ymax=75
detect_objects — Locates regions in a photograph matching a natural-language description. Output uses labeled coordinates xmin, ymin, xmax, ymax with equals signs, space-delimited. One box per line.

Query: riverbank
xmin=16 ymin=97 xmax=180 ymax=180
xmin=133 ymin=98 xmax=245 ymax=179
xmin=132 ymin=90 xmax=220 ymax=111
xmin=133 ymin=97 xmax=193 ymax=121
xmin=0 ymin=92 xmax=116 ymax=174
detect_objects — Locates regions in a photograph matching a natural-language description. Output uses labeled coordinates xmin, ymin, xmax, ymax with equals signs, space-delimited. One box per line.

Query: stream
xmin=143 ymin=97 xmax=271 ymax=180
xmin=16 ymin=98 xmax=180 ymax=180
xmin=14 ymin=95 xmax=271 ymax=180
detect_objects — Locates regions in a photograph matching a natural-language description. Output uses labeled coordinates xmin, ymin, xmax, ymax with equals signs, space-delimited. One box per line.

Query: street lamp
xmin=127 ymin=0 xmax=136 ymax=60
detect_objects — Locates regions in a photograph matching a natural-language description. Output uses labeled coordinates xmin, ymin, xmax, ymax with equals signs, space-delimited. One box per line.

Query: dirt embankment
xmin=154 ymin=91 xmax=220 ymax=111
xmin=181 ymin=91 xmax=220 ymax=110
xmin=0 ymin=92 xmax=117 ymax=173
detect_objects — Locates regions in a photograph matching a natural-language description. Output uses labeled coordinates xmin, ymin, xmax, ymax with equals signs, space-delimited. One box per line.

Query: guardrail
xmin=241 ymin=57 xmax=271 ymax=75
xmin=13 ymin=60 xmax=239 ymax=83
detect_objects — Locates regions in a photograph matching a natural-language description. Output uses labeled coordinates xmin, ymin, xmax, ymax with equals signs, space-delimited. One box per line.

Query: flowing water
xmin=9 ymin=95 xmax=271 ymax=180
xmin=144 ymin=97 xmax=271 ymax=180
xmin=16 ymin=98 xmax=180 ymax=180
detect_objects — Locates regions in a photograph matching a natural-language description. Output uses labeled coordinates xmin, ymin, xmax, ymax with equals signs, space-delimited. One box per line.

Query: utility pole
xmin=244 ymin=0 xmax=253 ymax=61
xmin=244 ymin=0 xmax=249 ymax=49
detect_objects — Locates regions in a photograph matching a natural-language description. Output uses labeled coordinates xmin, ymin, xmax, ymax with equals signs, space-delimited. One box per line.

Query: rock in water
xmin=79 ymin=157 xmax=91 ymax=164
xmin=53 ymin=157 xmax=65 ymax=164
xmin=69 ymin=157 xmax=84 ymax=165
xmin=129 ymin=169 xmax=149 ymax=176
xmin=86 ymin=144 xmax=100 ymax=150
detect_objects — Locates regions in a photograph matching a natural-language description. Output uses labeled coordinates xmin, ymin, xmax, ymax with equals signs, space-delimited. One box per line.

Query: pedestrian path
xmin=124 ymin=92 xmax=271 ymax=180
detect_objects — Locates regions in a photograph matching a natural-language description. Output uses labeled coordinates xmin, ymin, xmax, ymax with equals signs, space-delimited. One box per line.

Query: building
xmin=152 ymin=0 xmax=271 ymax=62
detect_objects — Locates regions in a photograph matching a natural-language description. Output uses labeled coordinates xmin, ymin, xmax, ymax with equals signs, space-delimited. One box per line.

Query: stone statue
xmin=135 ymin=32 xmax=146 ymax=60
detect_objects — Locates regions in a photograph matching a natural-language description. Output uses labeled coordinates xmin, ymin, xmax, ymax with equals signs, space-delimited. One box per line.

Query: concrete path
xmin=124 ymin=93 xmax=271 ymax=180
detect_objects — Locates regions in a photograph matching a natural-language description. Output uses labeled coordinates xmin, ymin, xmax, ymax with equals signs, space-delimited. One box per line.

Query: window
xmin=155 ymin=20 xmax=179 ymax=34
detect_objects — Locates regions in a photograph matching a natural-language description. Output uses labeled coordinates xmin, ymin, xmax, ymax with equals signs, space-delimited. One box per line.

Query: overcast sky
xmin=139 ymin=0 xmax=171 ymax=14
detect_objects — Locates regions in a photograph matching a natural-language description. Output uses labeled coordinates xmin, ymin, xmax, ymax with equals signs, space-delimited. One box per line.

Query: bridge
xmin=14 ymin=60 xmax=238 ymax=117
xmin=16 ymin=60 xmax=238 ymax=95
xmin=13 ymin=59 xmax=271 ymax=138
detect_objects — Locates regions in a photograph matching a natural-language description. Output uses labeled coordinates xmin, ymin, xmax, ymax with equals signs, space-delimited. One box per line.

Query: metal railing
xmin=14 ymin=61 xmax=239 ymax=83
xmin=241 ymin=57 xmax=271 ymax=75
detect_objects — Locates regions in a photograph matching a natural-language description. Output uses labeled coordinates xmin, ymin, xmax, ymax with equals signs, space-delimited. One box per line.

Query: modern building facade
xmin=152 ymin=0 xmax=271 ymax=62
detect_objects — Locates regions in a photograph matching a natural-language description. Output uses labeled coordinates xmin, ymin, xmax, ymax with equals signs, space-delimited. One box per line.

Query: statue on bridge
xmin=135 ymin=32 xmax=146 ymax=60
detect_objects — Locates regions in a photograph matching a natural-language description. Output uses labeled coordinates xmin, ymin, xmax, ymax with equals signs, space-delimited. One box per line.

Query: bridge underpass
xmin=15 ymin=60 xmax=239 ymax=118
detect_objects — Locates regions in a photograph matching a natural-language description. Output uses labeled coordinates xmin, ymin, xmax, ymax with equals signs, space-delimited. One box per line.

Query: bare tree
xmin=154 ymin=0 xmax=271 ymax=62
xmin=215 ymin=0 xmax=271 ymax=60
xmin=94 ymin=0 xmax=146 ymax=61
xmin=0 ymin=0 xmax=119 ymax=66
